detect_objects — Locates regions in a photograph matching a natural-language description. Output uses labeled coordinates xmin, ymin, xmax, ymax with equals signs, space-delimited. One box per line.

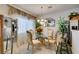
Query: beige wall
xmin=0 ymin=5 xmax=28 ymax=46
xmin=0 ymin=5 xmax=36 ymax=47
xmin=0 ymin=4 xmax=9 ymax=16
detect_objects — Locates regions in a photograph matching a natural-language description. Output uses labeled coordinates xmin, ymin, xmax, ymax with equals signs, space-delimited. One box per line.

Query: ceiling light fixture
xmin=37 ymin=6 xmax=47 ymax=27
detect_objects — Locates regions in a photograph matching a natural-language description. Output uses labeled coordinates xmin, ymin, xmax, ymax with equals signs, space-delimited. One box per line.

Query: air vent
xmin=48 ymin=6 xmax=52 ymax=8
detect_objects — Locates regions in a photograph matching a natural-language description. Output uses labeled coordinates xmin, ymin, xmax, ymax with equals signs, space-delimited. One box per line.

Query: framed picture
xmin=46 ymin=17 xmax=55 ymax=27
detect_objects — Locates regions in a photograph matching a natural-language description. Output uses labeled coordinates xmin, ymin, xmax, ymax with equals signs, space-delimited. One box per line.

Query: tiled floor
xmin=4 ymin=40 xmax=56 ymax=54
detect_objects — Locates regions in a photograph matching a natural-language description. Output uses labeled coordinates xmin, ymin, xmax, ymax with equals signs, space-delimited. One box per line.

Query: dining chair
xmin=48 ymin=30 xmax=55 ymax=46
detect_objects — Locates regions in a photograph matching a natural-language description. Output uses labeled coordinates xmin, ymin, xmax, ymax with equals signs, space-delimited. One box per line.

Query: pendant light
xmin=37 ymin=6 xmax=47 ymax=27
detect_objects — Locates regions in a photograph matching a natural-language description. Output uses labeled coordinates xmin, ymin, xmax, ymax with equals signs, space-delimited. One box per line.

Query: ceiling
xmin=13 ymin=4 xmax=79 ymax=17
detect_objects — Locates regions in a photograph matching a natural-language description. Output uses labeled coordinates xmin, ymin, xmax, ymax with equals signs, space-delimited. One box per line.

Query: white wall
xmin=42 ymin=7 xmax=79 ymax=21
xmin=72 ymin=30 xmax=79 ymax=54
xmin=3 ymin=17 xmax=12 ymax=39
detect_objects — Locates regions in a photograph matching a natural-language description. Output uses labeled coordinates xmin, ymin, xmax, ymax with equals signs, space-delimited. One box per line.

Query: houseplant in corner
xmin=57 ymin=17 xmax=67 ymax=42
xmin=57 ymin=17 xmax=71 ymax=54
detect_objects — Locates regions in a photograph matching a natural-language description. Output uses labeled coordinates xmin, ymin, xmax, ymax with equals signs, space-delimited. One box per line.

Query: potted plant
xmin=58 ymin=17 xmax=67 ymax=42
